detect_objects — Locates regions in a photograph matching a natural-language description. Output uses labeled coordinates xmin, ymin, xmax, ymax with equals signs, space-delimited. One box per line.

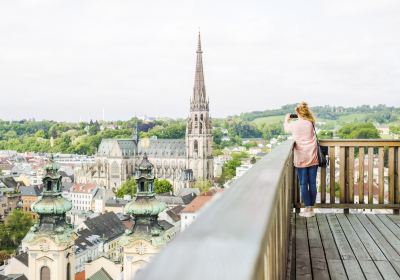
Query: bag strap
xmin=312 ymin=122 xmax=320 ymax=144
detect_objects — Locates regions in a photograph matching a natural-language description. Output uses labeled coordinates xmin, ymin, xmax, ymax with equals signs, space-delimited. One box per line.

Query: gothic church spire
xmin=192 ymin=32 xmax=208 ymax=111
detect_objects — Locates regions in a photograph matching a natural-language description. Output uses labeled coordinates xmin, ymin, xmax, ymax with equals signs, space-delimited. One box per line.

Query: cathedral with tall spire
xmin=186 ymin=32 xmax=214 ymax=180
xmin=75 ymin=33 xmax=214 ymax=191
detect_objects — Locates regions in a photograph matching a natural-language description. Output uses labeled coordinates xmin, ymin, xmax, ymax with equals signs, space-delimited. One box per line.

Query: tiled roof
xmin=74 ymin=271 xmax=85 ymax=280
xmin=97 ymin=139 xmax=137 ymax=157
xmin=84 ymin=212 xmax=125 ymax=242
xmin=20 ymin=186 xmax=42 ymax=197
xmin=181 ymin=195 xmax=213 ymax=213
xmin=105 ymin=198 xmax=129 ymax=207
xmin=138 ymin=139 xmax=186 ymax=158
xmin=87 ymin=268 xmax=113 ymax=280
xmin=0 ymin=176 xmax=18 ymax=188
xmin=14 ymin=252 xmax=28 ymax=266
xmin=159 ymin=219 xmax=174 ymax=230
xmin=0 ymin=275 xmax=28 ymax=280
xmin=71 ymin=183 xmax=98 ymax=193
xmin=166 ymin=205 xmax=184 ymax=222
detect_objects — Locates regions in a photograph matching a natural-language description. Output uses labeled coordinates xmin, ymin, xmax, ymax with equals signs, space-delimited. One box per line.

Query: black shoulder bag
xmin=312 ymin=123 xmax=328 ymax=167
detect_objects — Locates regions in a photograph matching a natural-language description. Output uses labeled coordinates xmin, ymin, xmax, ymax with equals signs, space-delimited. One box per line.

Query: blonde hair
xmin=295 ymin=102 xmax=315 ymax=123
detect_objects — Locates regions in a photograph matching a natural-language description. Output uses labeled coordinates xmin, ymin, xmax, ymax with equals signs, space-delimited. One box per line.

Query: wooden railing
xmin=294 ymin=140 xmax=400 ymax=211
xmin=135 ymin=141 xmax=295 ymax=280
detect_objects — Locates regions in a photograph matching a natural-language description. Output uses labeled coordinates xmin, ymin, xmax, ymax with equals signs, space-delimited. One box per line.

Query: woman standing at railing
xmin=284 ymin=102 xmax=319 ymax=218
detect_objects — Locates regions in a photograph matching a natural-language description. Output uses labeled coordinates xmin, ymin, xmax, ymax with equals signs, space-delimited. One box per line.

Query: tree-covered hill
xmin=0 ymin=104 xmax=399 ymax=155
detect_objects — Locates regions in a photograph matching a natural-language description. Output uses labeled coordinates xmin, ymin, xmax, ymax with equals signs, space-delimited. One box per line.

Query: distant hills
xmin=235 ymin=104 xmax=400 ymax=130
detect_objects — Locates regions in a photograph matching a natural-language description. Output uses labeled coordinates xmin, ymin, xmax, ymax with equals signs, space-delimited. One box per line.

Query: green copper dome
xmin=32 ymin=195 xmax=72 ymax=215
xmin=124 ymin=197 xmax=166 ymax=216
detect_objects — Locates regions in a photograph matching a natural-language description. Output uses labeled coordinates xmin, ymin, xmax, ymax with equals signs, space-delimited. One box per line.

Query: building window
xmin=46 ymin=181 xmax=52 ymax=191
xmin=194 ymin=140 xmax=198 ymax=155
xmin=67 ymin=263 xmax=70 ymax=280
xmin=40 ymin=266 xmax=50 ymax=280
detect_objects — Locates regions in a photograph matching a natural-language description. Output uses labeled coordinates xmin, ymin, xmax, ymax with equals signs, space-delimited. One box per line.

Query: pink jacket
xmin=284 ymin=118 xmax=319 ymax=168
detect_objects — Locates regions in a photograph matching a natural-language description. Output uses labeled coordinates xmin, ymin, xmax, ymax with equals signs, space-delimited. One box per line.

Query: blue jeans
xmin=297 ymin=165 xmax=318 ymax=207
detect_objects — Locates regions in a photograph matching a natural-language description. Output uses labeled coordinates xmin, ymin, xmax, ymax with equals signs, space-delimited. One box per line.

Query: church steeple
xmin=124 ymin=154 xmax=166 ymax=236
xmin=23 ymin=155 xmax=76 ymax=280
xmin=31 ymin=155 xmax=72 ymax=231
xmin=191 ymin=32 xmax=208 ymax=111
xmin=186 ymin=32 xmax=214 ymax=181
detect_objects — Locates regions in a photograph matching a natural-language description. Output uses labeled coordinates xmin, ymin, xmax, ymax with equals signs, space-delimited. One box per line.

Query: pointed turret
xmin=191 ymin=32 xmax=208 ymax=111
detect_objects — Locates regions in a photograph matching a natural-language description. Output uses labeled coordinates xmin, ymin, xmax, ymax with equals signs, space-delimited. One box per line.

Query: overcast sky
xmin=0 ymin=0 xmax=399 ymax=122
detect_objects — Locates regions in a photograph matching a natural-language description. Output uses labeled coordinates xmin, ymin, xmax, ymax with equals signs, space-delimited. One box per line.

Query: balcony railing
xmin=135 ymin=139 xmax=400 ymax=280
xmin=294 ymin=140 xmax=400 ymax=211
xmin=136 ymin=140 xmax=295 ymax=280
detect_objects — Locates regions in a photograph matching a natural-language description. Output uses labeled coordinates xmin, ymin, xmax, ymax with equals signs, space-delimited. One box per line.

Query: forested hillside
xmin=1 ymin=104 xmax=399 ymax=155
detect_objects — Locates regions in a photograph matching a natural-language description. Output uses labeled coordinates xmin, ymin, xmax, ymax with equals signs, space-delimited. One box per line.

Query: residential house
xmin=70 ymin=183 xmax=99 ymax=211
xmin=20 ymin=186 xmax=42 ymax=219
xmin=77 ymin=212 xmax=126 ymax=261
xmin=74 ymin=229 xmax=102 ymax=272
xmin=180 ymin=189 xmax=223 ymax=232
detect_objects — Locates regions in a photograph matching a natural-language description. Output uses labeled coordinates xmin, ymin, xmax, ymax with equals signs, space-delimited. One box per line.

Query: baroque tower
xmin=22 ymin=156 xmax=75 ymax=280
xmin=121 ymin=154 xmax=174 ymax=279
xmin=186 ymin=32 xmax=214 ymax=180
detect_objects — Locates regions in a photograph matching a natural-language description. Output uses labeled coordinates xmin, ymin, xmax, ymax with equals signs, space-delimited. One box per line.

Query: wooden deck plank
xmin=377 ymin=215 xmax=400 ymax=237
xmin=346 ymin=215 xmax=386 ymax=261
xmin=296 ymin=214 xmax=312 ymax=279
xmin=356 ymin=215 xmax=400 ymax=261
xmin=390 ymin=261 xmax=400 ymax=277
xmin=326 ymin=214 xmax=356 ymax=260
xmin=307 ymin=216 xmax=330 ymax=280
xmin=316 ymin=214 xmax=341 ymax=260
xmin=343 ymin=260 xmax=365 ymax=280
xmin=359 ymin=260 xmax=383 ymax=280
xmin=367 ymin=215 xmax=400 ymax=256
xmin=375 ymin=261 xmax=400 ymax=280
xmin=293 ymin=214 xmax=400 ymax=279
xmin=336 ymin=214 xmax=371 ymax=261
xmin=327 ymin=259 xmax=347 ymax=280
xmin=387 ymin=214 xmax=400 ymax=227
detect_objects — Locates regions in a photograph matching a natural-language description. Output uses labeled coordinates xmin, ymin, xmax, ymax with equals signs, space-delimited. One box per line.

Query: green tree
xmin=154 ymin=179 xmax=173 ymax=194
xmin=338 ymin=123 xmax=380 ymax=139
xmin=318 ymin=130 xmax=333 ymax=139
xmin=144 ymin=121 xmax=186 ymax=139
xmin=389 ymin=125 xmax=400 ymax=135
xmin=34 ymin=130 xmax=45 ymax=138
xmin=193 ymin=179 xmax=212 ymax=193
xmin=0 ymin=209 xmax=33 ymax=248
xmin=116 ymin=178 xmax=137 ymax=198
xmin=217 ymin=151 xmax=249 ymax=186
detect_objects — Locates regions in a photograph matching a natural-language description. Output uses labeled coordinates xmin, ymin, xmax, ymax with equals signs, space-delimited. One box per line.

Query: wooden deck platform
xmin=293 ymin=213 xmax=400 ymax=280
